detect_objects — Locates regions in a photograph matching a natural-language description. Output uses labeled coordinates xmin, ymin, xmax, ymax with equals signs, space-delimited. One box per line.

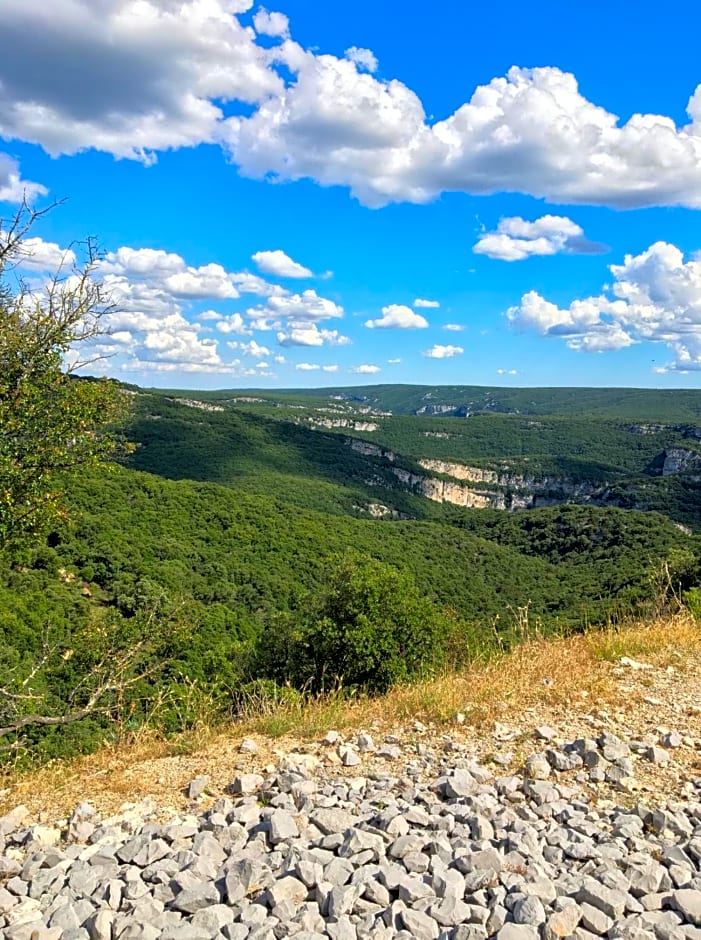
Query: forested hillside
xmin=2 ymin=384 xmax=701 ymax=763
xmin=173 ymin=384 xmax=701 ymax=420
xmin=153 ymin=388 xmax=701 ymax=529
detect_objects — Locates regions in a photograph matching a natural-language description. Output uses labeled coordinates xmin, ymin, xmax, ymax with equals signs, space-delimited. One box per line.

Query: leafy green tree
xmin=0 ymin=202 xmax=129 ymax=549
xmin=256 ymin=554 xmax=450 ymax=693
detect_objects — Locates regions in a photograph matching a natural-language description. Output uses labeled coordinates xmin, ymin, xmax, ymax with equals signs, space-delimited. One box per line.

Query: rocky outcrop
xmin=391 ymin=466 xmax=501 ymax=509
xmin=415 ymin=403 xmax=456 ymax=415
xmin=622 ymin=422 xmax=670 ymax=435
xmin=418 ymin=458 xmax=501 ymax=485
xmin=169 ymin=398 xmax=225 ymax=412
xmin=659 ymin=448 xmax=701 ymax=477
xmin=310 ymin=418 xmax=379 ymax=432
xmin=349 ymin=440 xmax=396 ymax=461
xmin=353 ymin=502 xmax=412 ymax=520
xmin=348 ymin=440 xmax=636 ymax=513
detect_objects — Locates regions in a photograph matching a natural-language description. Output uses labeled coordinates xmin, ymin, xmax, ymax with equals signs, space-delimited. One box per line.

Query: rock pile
xmin=1 ymin=729 xmax=701 ymax=940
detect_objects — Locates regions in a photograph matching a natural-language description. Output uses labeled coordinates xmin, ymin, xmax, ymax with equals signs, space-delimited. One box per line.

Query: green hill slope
xmin=162 ymin=384 xmax=701 ymax=420
xmin=3 ymin=383 xmax=701 ymax=763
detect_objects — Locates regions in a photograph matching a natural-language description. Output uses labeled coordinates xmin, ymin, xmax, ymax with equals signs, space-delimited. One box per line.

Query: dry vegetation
xmin=2 ymin=612 xmax=700 ymax=822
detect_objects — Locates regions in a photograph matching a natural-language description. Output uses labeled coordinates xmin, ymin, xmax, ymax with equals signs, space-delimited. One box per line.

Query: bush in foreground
xmin=254 ymin=554 xmax=452 ymax=694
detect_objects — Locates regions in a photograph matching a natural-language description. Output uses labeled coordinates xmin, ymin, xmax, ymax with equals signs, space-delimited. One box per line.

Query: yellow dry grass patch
xmin=1 ymin=612 xmax=699 ymax=821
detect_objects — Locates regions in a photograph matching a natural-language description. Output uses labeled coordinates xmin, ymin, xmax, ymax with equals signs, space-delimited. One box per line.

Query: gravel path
xmin=1 ymin=640 xmax=701 ymax=939
xmin=2 ymin=683 xmax=701 ymax=938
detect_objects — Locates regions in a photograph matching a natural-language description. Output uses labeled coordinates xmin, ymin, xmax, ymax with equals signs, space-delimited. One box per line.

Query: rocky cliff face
xmin=311 ymin=418 xmax=379 ymax=432
xmin=390 ymin=466 xmax=500 ymax=509
xmin=660 ymin=448 xmax=701 ymax=477
xmin=415 ymin=403 xmax=457 ymax=415
xmin=348 ymin=440 xmax=621 ymax=513
xmin=418 ymin=458 xmax=501 ymax=485
xmin=349 ymin=440 xmax=396 ymax=461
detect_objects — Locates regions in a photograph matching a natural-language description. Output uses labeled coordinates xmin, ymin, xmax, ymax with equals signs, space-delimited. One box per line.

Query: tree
xmin=255 ymin=553 xmax=450 ymax=693
xmin=0 ymin=201 xmax=130 ymax=549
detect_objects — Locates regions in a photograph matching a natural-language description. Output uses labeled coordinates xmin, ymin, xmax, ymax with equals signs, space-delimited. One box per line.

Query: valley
xmin=3 ymin=383 xmax=701 ymax=764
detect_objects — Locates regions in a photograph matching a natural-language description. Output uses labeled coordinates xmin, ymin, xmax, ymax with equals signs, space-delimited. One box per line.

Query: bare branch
xmin=0 ymin=636 xmax=159 ymax=742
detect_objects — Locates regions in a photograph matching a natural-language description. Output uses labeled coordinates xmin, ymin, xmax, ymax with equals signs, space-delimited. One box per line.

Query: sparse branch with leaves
xmin=0 ymin=609 xmax=165 ymax=756
xmin=0 ymin=200 xmax=131 ymax=548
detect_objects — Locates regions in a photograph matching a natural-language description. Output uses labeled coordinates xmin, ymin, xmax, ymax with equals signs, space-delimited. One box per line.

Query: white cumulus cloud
xmin=214 ymin=313 xmax=251 ymax=335
xmin=365 ymin=304 xmax=429 ymax=329
xmin=507 ymin=240 xmax=701 ymax=370
xmin=9 ymin=235 xmax=76 ymax=272
xmin=474 ymin=215 xmax=607 ymax=261
xmin=443 ymin=323 xmax=465 ymax=332
xmin=224 ymin=59 xmax=701 ymax=210
xmin=227 ymin=339 xmax=271 ymax=357
xmin=0 ymin=0 xmax=281 ymax=161
xmin=164 ymin=264 xmax=240 ymax=300
xmin=413 ymin=298 xmax=440 ymax=308
xmin=344 ymin=46 xmax=378 ymax=73
xmin=253 ymin=7 xmax=289 ymax=38
xmin=352 ymin=364 xmax=380 ymax=374
xmin=276 ymin=325 xmax=349 ymax=347
xmin=250 ymin=289 xmax=344 ymax=323
xmin=4 ymin=4 xmax=701 ymax=211
xmin=423 ymin=344 xmax=464 ymax=359
xmin=294 ymin=361 xmax=337 ymax=373
xmin=0 ymin=152 xmax=47 ymax=203
xmin=252 ymin=249 xmax=313 ymax=278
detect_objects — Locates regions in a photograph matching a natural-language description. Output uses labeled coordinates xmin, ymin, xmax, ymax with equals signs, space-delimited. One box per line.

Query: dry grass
xmin=1 ymin=612 xmax=699 ymax=821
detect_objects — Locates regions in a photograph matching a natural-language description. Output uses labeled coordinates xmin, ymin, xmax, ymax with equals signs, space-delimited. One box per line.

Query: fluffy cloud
xmin=99 ymin=246 xmax=184 ymax=278
xmin=252 ymin=249 xmax=312 ymax=278
xmin=443 ymin=323 xmax=465 ymax=332
xmin=413 ymin=298 xmax=440 ymax=308
xmin=10 ymin=236 xmax=76 ymax=272
xmin=253 ymin=8 xmax=289 ymax=38
xmin=225 ymin=60 xmax=701 ymax=210
xmin=99 ymin=246 xmax=285 ymax=302
xmin=276 ymin=325 xmax=349 ymax=347
xmin=5 ymin=4 xmax=701 ymax=210
xmin=295 ymin=362 xmax=337 ymax=372
xmin=164 ymin=264 xmax=241 ymax=299
xmin=507 ymin=241 xmax=701 ymax=370
xmin=352 ymin=364 xmax=380 ymax=374
xmin=214 ymin=313 xmax=252 ymax=335
xmin=508 ymin=290 xmax=636 ymax=352
xmin=344 ymin=47 xmax=378 ymax=73
xmin=14 ymin=233 xmax=291 ymax=378
xmin=230 ymin=272 xmax=288 ymax=297
xmin=227 ymin=339 xmax=271 ymax=357
xmin=496 ymin=368 xmax=519 ymax=375
xmin=365 ymin=304 xmax=429 ymax=329
xmin=0 ymin=0 xmax=281 ymax=161
xmin=5 ymin=230 xmax=309 ymax=380
xmin=423 ymin=344 xmax=464 ymax=359
xmin=251 ymin=289 xmax=344 ymax=323
xmin=0 ymin=152 xmax=47 ymax=203
xmin=474 ymin=215 xmax=607 ymax=261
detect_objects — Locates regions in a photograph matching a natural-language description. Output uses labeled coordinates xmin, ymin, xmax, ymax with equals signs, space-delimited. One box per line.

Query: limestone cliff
xmin=348 ymin=440 xmax=620 ymax=513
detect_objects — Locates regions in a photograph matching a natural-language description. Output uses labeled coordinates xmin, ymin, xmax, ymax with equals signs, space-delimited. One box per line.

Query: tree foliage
xmin=0 ymin=202 xmax=129 ymax=548
xmin=254 ymin=554 xmax=451 ymax=693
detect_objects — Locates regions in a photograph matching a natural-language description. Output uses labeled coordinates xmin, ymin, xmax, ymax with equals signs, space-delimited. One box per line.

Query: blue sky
xmin=2 ymin=0 xmax=701 ymax=389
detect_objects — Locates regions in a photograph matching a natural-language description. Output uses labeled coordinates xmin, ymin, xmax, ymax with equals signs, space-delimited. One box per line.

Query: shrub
xmin=255 ymin=554 xmax=449 ymax=694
